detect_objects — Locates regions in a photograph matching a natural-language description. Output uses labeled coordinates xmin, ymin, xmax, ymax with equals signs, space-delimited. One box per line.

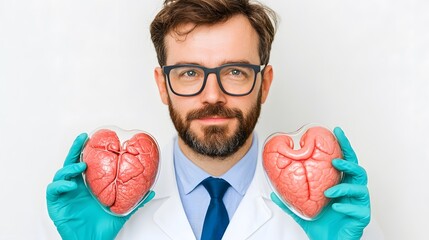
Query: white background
xmin=1 ymin=0 xmax=428 ymax=239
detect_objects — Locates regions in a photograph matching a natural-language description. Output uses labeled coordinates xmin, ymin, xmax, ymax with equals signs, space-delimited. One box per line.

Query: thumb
xmin=124 ymin=191 xmax=155 ymax=220
xmin=270 ymin=192 xmax=303 ymax=223
xmin=141 ymin=190 xmax=155 ymax=205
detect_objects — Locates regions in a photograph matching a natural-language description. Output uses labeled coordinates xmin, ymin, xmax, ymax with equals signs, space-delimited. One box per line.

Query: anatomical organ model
xmin=263 ymin=126 xmax=342 ymax=219
xmin=82 ymin=128 xmax=159 ymax=215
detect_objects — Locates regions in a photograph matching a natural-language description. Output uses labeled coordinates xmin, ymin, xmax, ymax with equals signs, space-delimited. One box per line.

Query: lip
xmin=194 ymin=116 xmax=232 ymax=125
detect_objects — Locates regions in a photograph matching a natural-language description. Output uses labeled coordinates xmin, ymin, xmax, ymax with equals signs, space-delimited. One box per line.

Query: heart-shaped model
xmin=82 ymin=129 xmax=159 ymax=215
xmin=263 ymin=126 xmax=342 ymax=219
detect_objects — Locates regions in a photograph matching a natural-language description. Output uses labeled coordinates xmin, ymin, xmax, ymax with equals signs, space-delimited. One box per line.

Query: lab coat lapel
xmin=151 ymin=137 xmax=274 ymax=240
xmin=222 ymin=158 xmax=273 ymax=240
xmin=153 ymin=195 xmax=195 ymax=240
xmin=152 ymin=138 xmax=196 ymax=240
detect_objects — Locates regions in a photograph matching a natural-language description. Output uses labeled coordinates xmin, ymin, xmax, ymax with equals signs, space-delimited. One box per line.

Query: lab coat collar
xmin=223 ymin=154 xmax=273 ymax=240
xmin=151 ymin=135 xmax=273 ymax=240
xmin=152 ymin=138 xmax=196 ymax=239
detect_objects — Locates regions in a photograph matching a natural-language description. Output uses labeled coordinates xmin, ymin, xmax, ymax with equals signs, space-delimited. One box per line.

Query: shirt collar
xmin=174 ymin=134 xmax=258 ymax=196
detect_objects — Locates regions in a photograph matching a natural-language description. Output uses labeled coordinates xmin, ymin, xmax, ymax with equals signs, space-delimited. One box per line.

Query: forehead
xmin=164 ymin=14 xmax=260 ymax=66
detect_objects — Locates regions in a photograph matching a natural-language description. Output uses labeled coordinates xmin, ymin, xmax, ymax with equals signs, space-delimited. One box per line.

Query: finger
xmin=270 ymin=193 xmax=294 ymax=213
xmin=126 ymin=191 xmax=156 ymax=219
xmin=142 ymin=190 xmax=155 ymax=204
xmin=63 ymin=133 xmax=88 ymax=167
xmin=271 ymin=192 xmax=286 ymax=208
xmin=334 ymin=127 xmax=358 ymax=164
xmin=270 ymin=192 xmax=292 ymax=212
xmin=332 ymin=159 xmax=368 ymax=185
xmin=325 ymin=183 xmax=370 ymax=201
xmin=53 ymin=162 xmax=87 ymax=181
xmin=270 ymin=192 xmax=303 ymax=223
xmin=332 ymin=203 xmax=371 ymax=222
xmin=46 ymin=180 xmax=78 ymax=202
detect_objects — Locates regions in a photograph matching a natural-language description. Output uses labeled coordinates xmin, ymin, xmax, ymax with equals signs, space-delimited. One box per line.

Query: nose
xmin=200 ymin=73 xmax=227 ymax=104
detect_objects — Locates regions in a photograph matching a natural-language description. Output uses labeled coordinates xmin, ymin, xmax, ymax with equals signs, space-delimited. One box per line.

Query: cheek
xmin=233 ymin=90 xmax=261 ymax=113
xmin=168 ymin=97 xmax=193 ymax=119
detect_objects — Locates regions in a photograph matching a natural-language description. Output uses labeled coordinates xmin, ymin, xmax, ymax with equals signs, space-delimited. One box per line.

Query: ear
xmin=154 ymin=67 xmax=169 ymax=105
xmin=260 ymin=65 xmax=273 ymax=104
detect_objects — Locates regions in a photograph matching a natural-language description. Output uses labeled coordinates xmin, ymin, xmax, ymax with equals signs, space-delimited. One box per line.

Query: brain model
xmin=82 ymin=128 xmax=159 ymax=215
xmin=263 ymin=126 xmax=342 ymax=219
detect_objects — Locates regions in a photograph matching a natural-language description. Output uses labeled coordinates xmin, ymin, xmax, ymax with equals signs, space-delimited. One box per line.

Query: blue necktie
xmin=200 ymin=177 xmax=230 ymax=240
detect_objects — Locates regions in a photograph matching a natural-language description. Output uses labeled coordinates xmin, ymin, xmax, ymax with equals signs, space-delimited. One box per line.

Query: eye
xmin=230 ymin=69 xmax=242 ymax=76
xmin=223 ymin=66 xmax=250 ymax=79
xmin=184 ymin=70 xmax=197 ymax=77
xmin=175 ymin=68 xmax=201 ymax=79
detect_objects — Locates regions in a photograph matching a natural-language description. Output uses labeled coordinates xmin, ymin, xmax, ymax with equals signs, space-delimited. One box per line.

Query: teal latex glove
xmin=46 ymin=133 xmax=155 ymax=240
xmin=271 ymin=127 xmax=370 ymax=240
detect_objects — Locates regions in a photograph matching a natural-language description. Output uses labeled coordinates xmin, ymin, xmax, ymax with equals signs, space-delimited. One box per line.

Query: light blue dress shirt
xmin=174 ymin=135 xmax=258 ymax=240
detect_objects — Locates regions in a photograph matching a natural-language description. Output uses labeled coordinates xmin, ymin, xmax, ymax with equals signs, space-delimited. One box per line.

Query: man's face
xmin=155 ymin=14 xmax=273 ymax=158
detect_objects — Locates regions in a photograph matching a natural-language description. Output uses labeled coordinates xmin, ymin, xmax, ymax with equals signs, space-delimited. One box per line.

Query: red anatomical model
xmin=263 ymin=126 xmax=342 ymax=219
xmin=82 ymin=129 xmax=159 ymax=215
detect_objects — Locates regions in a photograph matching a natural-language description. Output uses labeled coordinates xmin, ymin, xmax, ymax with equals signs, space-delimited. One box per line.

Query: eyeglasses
xmin=162 ymin=63 xmax=265 ymax=96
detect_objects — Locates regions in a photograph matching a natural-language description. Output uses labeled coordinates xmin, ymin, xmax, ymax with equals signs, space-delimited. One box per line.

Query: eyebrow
xmin=171 ymin=59 xmax=253 ymax=66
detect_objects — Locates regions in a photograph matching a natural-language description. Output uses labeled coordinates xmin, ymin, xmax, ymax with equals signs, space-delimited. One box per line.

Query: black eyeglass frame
xmin=162 ymin=63 xmax=266 ymax=97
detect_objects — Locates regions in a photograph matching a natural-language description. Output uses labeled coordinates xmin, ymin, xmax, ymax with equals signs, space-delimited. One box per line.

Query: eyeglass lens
xmin=168 ymin=65 xmax=258 ymax=96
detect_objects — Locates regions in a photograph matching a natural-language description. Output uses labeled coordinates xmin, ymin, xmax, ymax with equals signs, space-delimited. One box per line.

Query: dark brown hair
xmin=150 ymin=0 xmax=278 ymax=66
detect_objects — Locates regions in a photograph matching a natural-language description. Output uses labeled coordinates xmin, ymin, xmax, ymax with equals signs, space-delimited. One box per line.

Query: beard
xmin=168 ymin=91 xmax=262 ymax=158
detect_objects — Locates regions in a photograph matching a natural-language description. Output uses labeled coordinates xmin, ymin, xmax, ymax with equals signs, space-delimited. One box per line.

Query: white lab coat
xmin=117 ymin=137 xmax=383 ymax=240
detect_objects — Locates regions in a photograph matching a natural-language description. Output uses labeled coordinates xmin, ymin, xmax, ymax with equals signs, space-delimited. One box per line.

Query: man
xmin=46 ymin=0 xmax=373 ymax=239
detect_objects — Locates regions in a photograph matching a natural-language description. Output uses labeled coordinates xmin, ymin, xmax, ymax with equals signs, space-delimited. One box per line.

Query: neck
xmin=178 ymin=134 xmax=254 ymax=176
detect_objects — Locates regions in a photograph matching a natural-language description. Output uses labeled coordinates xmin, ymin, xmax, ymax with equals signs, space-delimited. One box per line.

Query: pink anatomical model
xmin=82 ymin=129 xmax=159 ymax=215
xmin=263 ymin=126 xmax=342 ymax=219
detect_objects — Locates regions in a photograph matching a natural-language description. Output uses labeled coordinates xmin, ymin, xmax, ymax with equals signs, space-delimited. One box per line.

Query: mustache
xmin=186 ymin=104 xmax=243 ymax=121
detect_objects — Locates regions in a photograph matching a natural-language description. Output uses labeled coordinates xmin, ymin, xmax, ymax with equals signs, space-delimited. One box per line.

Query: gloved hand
xmin=46 ymin=133 xmax=155 ymax=240
xmin=271 ymin=127 xmax=370 ymax=240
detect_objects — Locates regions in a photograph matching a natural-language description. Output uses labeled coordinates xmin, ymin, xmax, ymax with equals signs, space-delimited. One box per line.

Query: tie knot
xmin=201 ymin=177 xmax=230 ymax=199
